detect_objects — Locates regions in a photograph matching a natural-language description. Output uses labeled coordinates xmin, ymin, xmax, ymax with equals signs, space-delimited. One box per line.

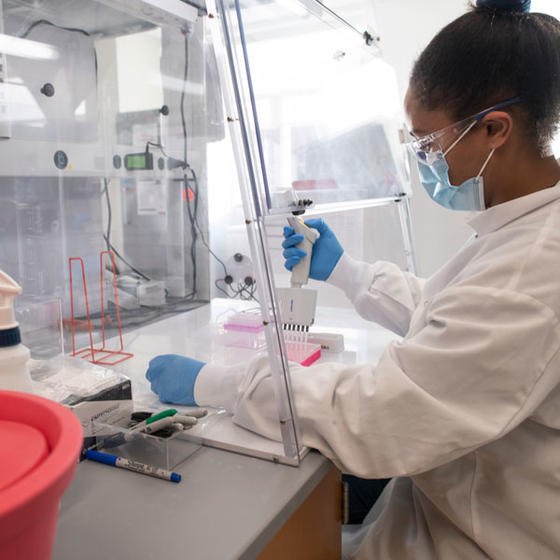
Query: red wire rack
xmin=68 ymin=251 xmax=133 ymax=366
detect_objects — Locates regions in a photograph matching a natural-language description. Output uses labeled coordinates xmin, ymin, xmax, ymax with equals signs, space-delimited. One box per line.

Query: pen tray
xmin=90 ymin=418 xmax=201 ymax=471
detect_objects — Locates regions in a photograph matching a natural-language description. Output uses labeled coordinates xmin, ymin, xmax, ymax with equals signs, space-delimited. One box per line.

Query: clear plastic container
xmin=15 ymin=298 xmax=64 ymax=359
xmin=91 ymin=418 xmax=201 ymax=471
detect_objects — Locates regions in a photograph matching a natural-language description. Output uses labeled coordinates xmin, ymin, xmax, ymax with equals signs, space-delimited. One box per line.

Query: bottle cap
xmin=0 ymin=271 xmax=21 ymax=331
xmin=0 ymin=327 xmax=21 ymax=348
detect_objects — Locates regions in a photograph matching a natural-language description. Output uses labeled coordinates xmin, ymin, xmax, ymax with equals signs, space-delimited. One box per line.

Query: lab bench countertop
xmin=53 ymin=300 xmax=395 ymax=558
xmin=53 ymin=446 xmax=333 ymax=560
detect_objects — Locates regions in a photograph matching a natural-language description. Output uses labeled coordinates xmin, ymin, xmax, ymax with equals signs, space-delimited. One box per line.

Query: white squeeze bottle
xmin=0 ymin=270 xmax=33 ymax=392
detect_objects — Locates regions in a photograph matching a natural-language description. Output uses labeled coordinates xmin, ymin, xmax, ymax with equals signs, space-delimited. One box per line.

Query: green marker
xmin=130 ymin=408 xmax=177 ymax=432
xmin=146 ymin=409 xmax=177 ymax=424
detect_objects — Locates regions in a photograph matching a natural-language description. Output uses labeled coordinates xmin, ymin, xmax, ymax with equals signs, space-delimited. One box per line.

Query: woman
xmin=147 ymin=0 xmax=560 ymax=557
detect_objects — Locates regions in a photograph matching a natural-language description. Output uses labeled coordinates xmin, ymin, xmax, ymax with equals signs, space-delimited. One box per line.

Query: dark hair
xmin=410 ymin=2 xmax=560 ymax=152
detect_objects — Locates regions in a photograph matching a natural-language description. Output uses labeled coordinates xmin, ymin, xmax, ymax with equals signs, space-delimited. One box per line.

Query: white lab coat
xmin=195 ymin=184 xmax=560 ymax=559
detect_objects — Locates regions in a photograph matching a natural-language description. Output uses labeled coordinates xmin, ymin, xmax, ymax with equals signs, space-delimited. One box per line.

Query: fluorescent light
xmin=0 ymin=34 xmax=59 ymax=60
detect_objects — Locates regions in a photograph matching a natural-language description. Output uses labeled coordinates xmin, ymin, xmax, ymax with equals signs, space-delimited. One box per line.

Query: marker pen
xmin=129 ymin=408 xmax=178 ymax=433
xmin=85 ymin=450 xmax=181 ymax=483
xmin=172 ymin=415 xmax=198 ymax=427
xmin=184 ymin=408 xmax=208 ymax=419
xmin=139 ymin=416 xmax=176 ymax=434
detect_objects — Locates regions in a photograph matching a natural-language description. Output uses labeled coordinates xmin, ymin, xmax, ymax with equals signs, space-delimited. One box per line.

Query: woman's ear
xmin=481 ymin=111 xmax=513 ymax=149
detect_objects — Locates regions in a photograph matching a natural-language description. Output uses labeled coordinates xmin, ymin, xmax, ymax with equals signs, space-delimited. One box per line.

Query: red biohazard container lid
xmin=0 ymin=390 xmax=83 ymax=560
xmin=0 ymin=420 xmax=49 ymax=492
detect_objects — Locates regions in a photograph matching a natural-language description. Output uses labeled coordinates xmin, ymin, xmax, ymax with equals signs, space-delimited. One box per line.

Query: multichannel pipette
xmin=277 ymin=218 xmax=318 ymax=350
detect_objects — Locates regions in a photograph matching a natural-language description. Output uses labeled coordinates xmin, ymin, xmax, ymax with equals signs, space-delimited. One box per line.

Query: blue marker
xmin=85 ymin=450 xmax=181 ymax=483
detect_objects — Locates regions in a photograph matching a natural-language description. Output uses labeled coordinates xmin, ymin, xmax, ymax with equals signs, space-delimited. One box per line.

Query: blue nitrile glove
xmin=146 ymin=354 xmax=205 ymax=406
xmin=282 ymin=218 xmax=344 ymax=281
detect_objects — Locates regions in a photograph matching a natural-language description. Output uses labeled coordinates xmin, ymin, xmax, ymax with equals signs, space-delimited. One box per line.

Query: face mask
xmin=417 ymin=121 xmax=495 ymax=212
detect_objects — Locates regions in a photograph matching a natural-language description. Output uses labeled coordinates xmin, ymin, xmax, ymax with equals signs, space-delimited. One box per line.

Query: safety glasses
xmin=406 ymin=96 xmax=521 ymax=165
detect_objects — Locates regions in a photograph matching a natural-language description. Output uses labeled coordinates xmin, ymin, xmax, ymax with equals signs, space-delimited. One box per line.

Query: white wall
xmin=532 ymin=0 xmax=560 ymax=19
xmin=370 ymin=0 xmax=474 ymax=277
xmin=532 ymin=0 xmax=560 ymax=158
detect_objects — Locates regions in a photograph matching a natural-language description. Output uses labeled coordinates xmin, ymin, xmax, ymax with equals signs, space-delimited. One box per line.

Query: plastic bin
xmin=91 ymin=417 xmax=201 ymax=471
xmin=0 ymin=390 xmax=83 ymax=560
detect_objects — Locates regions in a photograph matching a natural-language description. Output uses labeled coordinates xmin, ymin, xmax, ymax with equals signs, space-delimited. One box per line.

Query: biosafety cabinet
xmin=0 ymin=0 xmax=415 ymax=465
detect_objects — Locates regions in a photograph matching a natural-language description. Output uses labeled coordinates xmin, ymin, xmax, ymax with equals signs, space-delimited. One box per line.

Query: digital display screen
xmin=124 ymin=152 xmax=153 ymax=171
xmin=125 ymin=154 xmax=147 ymax=169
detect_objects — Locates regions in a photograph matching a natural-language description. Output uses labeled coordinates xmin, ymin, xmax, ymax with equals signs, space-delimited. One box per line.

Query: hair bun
xmin=476 ymin=0 xmax=531 ymax=12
